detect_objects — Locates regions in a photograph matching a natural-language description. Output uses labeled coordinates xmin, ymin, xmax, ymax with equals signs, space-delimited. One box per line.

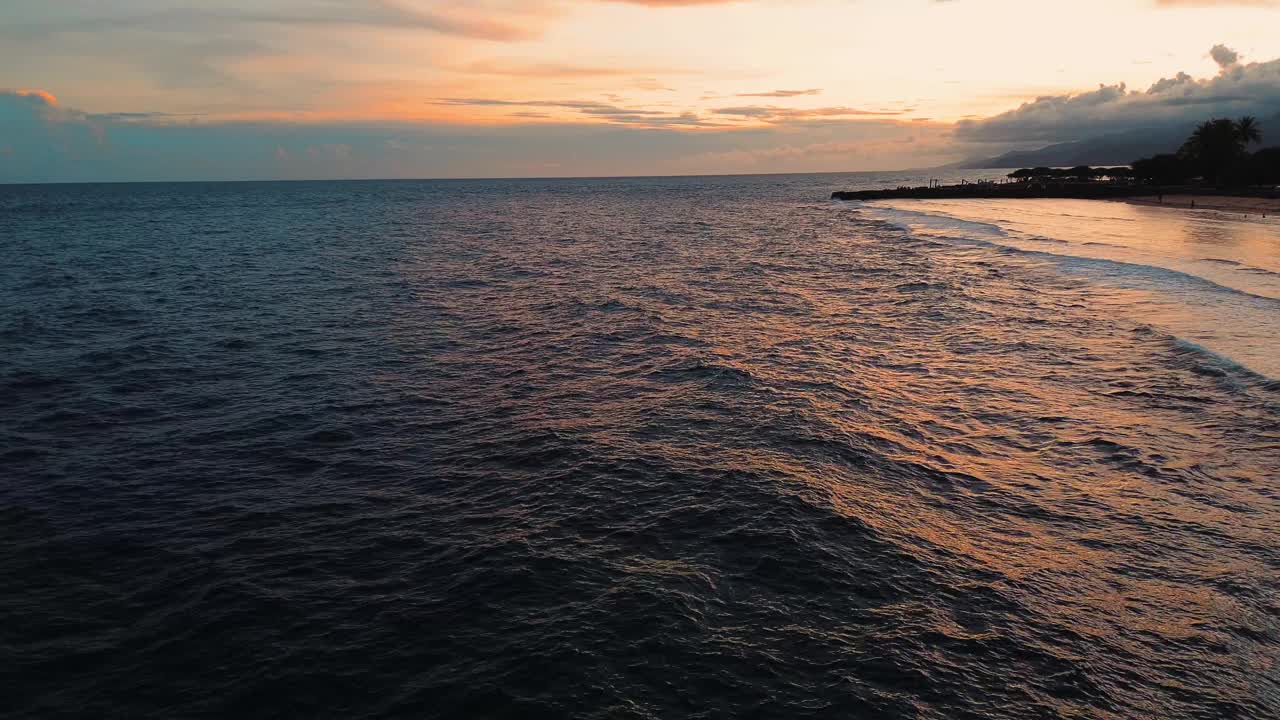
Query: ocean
xmin=2 ymin=173 xmax=1278 ymax=719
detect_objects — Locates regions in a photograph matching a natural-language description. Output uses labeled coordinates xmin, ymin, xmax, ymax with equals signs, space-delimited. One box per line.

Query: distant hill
xmin=956 ymin=114 xmax=1280 ymax=169
xmin=957 ymin=125 xmax=1194 ymax=169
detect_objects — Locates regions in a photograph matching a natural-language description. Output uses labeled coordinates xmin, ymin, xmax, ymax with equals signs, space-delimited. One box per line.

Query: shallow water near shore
xmin=2 ymin=173 xmax=1278 ymax=719
xmin=860 ymin=197 xmax=1280 ymax=377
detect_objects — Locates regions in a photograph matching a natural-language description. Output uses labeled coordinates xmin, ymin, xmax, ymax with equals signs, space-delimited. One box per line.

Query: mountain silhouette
xmin=957 ymin=114 xmax=1278 ymax=169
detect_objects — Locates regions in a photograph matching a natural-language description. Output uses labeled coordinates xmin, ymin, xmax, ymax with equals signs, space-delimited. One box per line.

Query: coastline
xmin=1119 ymin=194 xmax=1279 ymax=216
xmin=852 ymin=188 xmax=1280 ymax=377
xmin=832 ymin=183 xmax=1280 ymax=218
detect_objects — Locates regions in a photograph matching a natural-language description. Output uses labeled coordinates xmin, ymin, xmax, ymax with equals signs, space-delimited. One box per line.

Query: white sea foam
xmin=858 ymin=199 xmax=1280 ymax=378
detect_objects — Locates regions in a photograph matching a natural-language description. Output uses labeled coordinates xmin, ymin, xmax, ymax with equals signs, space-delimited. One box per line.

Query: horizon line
xmin=0 ymin=166 xmax=1012 ymax=187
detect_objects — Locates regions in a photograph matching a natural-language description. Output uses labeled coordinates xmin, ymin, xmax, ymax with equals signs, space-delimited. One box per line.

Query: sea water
xmin=2 ymin=173 xmax=1277 ymax=718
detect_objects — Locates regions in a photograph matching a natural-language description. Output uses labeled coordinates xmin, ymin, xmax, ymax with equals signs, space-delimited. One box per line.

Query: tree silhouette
xmin=1178 ymin=117 xmax=1260 ymax=185
xmin=1131 ymin=154 xmax=1192 ymax=184
xmin=1250 ymin=147 xmax=1280 ymax=184
xmin=1236 ymin=116 xmax=1262 ymax=146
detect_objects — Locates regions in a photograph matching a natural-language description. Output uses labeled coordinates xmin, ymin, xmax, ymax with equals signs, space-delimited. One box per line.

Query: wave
xmin=7 ymin=176 xmax=1280 ymax=720
xmin=856 ymin=205 xmax=1280 ymax=304
xmin=984 ymin=238 xmax=1276 ymax=304
xmin=1162 ymin=335 xmax=1278 ymax=389
xmin=852 ymin=203 xmax=1280 ymax=380
xmin=854 ymin=205 xmax=1012 ymax=240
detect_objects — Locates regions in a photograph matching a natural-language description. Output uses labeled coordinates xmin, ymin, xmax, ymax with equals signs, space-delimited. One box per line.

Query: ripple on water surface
xmin=2 ymin=176 xmax=1278 ymax=719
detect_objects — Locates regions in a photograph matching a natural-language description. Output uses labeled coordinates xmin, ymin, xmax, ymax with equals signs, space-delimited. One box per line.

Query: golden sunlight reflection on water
xmin=866 ymin=199 xmax=1280 ymax=377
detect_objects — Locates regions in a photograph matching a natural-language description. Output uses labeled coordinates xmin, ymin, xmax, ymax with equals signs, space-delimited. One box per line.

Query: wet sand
xmin=1122 ymin=194 xmax=1280 ymax=216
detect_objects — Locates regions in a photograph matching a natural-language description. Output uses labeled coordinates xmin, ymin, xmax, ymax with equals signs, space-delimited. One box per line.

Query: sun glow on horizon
xmin=3 ymin=0 xmax=1280 ymax=180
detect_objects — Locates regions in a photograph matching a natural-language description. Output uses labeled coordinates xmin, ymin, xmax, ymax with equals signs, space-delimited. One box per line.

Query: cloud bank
xmin=6 ymin=40 xmax=1280 ymax=182
xmin=0 ymin=89 xmax=956 ymax=182
xmin=956 ymin=47 xmax=1280 ymax=143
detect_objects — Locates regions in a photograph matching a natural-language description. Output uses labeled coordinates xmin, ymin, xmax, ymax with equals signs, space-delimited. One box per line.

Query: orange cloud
xmin=11 ymin=89 xmax=59 ymax=106
xmin=605 ymin=0 xmax=748 ymax=4
xmin=456 ymin=60 xmax=694 ymax=78
xmin=712 ymin=105 xmax=913 ymax=121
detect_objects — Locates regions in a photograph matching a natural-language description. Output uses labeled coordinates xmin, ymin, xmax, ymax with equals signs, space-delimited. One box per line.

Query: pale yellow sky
xmin=4 ymin=0 xmax=1278 ymax=122
xmin=3 ymin=0 xmax=1280 ymax=180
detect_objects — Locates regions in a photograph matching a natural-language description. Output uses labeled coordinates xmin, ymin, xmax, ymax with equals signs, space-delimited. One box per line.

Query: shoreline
xmin=831 ymin=183 xmax=1280 ymax=218
xmin=1119 ymin=194 xmax=1279 ymax=217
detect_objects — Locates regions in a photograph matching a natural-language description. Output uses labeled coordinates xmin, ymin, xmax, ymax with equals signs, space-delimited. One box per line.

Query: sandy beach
xmin=1122 ymin=194 xmax=1280 ymax=216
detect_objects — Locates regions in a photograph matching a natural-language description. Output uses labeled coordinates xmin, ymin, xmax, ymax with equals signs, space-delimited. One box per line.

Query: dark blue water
xmin=2 ymin=175 xmax=1278 ymax=719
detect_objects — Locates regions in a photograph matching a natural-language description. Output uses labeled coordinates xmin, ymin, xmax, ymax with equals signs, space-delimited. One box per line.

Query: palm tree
xmin=1236 ymin=116 xmax=1262 ymax=146
xmin=1180 ymin=118 xmax=1251 ymax=184
xmin=1135 ymin=116 xmax=1266 ymax=187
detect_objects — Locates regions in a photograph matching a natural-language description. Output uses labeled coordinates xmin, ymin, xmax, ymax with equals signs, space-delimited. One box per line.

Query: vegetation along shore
xmin=834 ymin=117 xmax=1279 ymax=215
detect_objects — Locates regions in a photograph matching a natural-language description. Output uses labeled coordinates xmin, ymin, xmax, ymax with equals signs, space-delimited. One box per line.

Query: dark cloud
xmin=956 ymin=46 xmax=1280 ymax=143
xmin=17 ymin=42 xmax=1280 ymax=182
xmin=2 ymin=0 xmax=773 ymax=46
xmin=4 ymin=2 xmax=557 ymax=42
xmin=87 ymin=111 xmax=197 ymax=123
xmin=1209 ymin=43 xmax=1240 ymax=69
xmin=0 ymin=89 xmax=961 ymax=182
xmin=0 ymin=90 xmax=108 ymax=181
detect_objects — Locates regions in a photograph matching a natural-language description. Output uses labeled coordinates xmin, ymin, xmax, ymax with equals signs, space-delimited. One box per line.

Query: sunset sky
xmin=3 ymin=0 xmax=1280 ymax=181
